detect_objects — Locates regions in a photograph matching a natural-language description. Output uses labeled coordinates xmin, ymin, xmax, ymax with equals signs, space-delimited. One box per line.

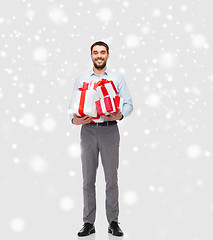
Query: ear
xmin=107 ymin=54 xmax=110 ymax=60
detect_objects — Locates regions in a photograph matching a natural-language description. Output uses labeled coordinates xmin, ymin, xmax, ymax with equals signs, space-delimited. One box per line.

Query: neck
xmin=93 ymin=66 xmax=107 ymax=76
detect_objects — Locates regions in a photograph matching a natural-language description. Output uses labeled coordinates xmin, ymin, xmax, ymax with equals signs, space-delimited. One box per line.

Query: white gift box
xmin=69 ymin=89 xmax=99 ymax=117
xmin=69 ymin=89 xmax=104 ymax=123
xmin=96 ymin=96 xmax=117 ymax=115
xmin=96 ymin=82 xmax=117 ymax=98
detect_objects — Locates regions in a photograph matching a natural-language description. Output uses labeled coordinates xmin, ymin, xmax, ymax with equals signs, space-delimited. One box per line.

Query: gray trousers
xmin=80 ymin=123 xmax=120 ymax=224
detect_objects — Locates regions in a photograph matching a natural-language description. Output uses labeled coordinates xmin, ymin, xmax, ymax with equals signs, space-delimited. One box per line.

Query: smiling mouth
xmin=96 ymin=59 xmax=104 ymax=63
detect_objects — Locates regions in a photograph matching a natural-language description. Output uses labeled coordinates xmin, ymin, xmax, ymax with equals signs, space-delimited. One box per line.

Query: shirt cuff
xmin=119 ymin=114 xmax=124 ymax=121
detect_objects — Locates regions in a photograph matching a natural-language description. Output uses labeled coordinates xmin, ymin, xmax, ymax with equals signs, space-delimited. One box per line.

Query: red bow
xmin=97 ymin=79 xmax=117 ymax=96
xmin=97 ymin=78 xmax=110 ymax=86
xmin=78 ymin=81 xmax=98 ymax=91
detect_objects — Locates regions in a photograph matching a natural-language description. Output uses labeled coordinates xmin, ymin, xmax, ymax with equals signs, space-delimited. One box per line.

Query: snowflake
xmin=123 ymin=191 xmax=138 ymax=205
xmin=33 ymin=47 xmax=48 ymax=62
xmin=68 ymin=144 xmax=81 ymax=158
xmin=145 ymin=93 xmax=161 ymax=108
xmin=41 ymin=117 xmax=57 ymax=132
xmin=47 ymin=6 xmax=68 ymax=25
xmin=10 ymin=217 xmax=26 ymax=232
xmin=125 ymin=34 xmax=140 ymax=48
xmin=59 ymin=197 xmax=74 ymax=211
xmin=186 ymin=144 xmax=202 ymax=159
xmin=19 ymin=112 xmax=36 ymax=128
xmin=97 ymin=8 xmax=112 ymax=22
xmin=192 ymin=34 xmax=209 ymax=49
xmin=28 ymin=155 xmax=49 ymax=174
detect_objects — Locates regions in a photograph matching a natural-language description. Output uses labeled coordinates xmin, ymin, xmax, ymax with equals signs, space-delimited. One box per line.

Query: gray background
xmin=0 ymin=0 xmax=213 ymax=239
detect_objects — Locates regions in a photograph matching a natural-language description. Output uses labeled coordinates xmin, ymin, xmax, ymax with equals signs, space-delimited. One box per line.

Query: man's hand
xmin=103 ymin=108 xmax=123 ymax=121
xmin=72 ymin=114 xmax=93 ymax=125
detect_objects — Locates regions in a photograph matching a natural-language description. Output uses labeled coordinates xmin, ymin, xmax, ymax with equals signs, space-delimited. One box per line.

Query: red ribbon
xmin=96 ymin=96 xmax=118 ymax=115
xmin=104 ymin=96 xmax=114 ymax=112
xmin=78 ymin=82 xmax=89 ymax=91
xmin=92 ymin=114 xmax=101 ymax=119
xmin=95 ymin=100 xmax=103 ymax=115
xmin=97 ymin=79 xmax=118 ymax=96
xmin=114 ymin=96 xmax=120 ymax=113
xmin=78 ymin=90 xmax=86 ymax=117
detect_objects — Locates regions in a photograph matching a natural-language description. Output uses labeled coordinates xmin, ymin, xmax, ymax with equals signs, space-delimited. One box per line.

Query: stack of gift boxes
xmin=69 ymin=79 xmax=124 ymax=123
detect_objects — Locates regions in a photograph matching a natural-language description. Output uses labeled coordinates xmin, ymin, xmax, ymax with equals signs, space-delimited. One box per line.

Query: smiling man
xmin=92 ymin=45 xmax=108 ymax=69
xmin=70 ymin=41 xmax=133 ymax=237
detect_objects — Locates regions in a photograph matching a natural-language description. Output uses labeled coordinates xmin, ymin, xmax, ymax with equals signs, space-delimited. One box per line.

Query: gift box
xmin=115 ymin=95 xmax=124 ymax=113
xmin=95 ymin=96 xmax=124 ymax=116
xmin=96 ymin=79 xmax=118 ymax=98
xmin=95 ymin=96 xmax=118 ymax=116
xmin=69 ymin=89 xmax=99 ymax=118
xmin=79 ymin=80 xmax=97 ymax=91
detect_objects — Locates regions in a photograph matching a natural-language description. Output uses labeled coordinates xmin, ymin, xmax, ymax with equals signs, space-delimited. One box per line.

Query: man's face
xmin=91 ymin=45 xmax=109 ymax=70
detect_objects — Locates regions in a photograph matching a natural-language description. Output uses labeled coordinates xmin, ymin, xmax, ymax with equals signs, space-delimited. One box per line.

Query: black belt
xmin=88 ymin=121 xmax=117 ymax=126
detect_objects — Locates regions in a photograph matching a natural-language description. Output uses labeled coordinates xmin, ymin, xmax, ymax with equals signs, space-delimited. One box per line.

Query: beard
xmin=93 ymin=58 xmax=107 ymax=70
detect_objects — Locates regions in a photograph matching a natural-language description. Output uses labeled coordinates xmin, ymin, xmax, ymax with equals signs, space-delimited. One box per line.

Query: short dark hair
xmin=91 ymin=41 xmax=109 ymax=54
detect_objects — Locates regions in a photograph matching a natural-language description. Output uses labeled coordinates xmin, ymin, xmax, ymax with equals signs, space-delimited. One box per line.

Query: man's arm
xmin=117 ymin=75 xmax=134 ymax=118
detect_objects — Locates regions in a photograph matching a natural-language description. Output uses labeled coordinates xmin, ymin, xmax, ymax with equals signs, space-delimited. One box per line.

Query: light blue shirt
xmin=69 ymin=68 xmax=133 ymax=122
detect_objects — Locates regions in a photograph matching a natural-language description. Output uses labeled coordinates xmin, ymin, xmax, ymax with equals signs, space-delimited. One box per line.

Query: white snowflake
xmin=97 ymin=8 xmax=112 ymax=22
xmin=41 ymin=117 xmax=57 ymax=132
xmin=135 ymin=108 xmax=142 ymax=116
xmin=67 ymin=144 xmax=81 ymax=158
xmin=145 ymin=93 xmax=161 ymax=108
xmin=141 ymin=25 xmax=151 ymax=35
xmin=25 ymin=9 xmax=35 ymax=20
xmin=192 ymin=34 xmax=209 ymax=49
xmin=158 ymin=52 xmax=176 ymax=68
xmin=19 ymin=112 xmax=36 ymax=128
xmin=125 ymin=34 xmax=140 ymax=48
xmin=47 ymin=7 xmax=68 ymax=25
xmin=123 ymin=1 xmax=129 ymax=8
xmin=186 ymin=144 xmax=202 ymax=159
xmin=69 ymin=170 xmax=76 ymax=177
xmin=184 ymin=23 xmax=194 ymax=33
xmin=10 ymin=217 xmax=26 ymax=232
xmin=152 ymin=8 xmax=162 ymax=18
xmin=0 ymin=50 xmax=7 ymax=57
xmin=59 ymin=197 xmax=74 ymax=211
xmin=149 ymin=185 xmax=156 ymax=192
xmin=28 ymin=155 xmax=49 ymax=174
xmin=123 ymin=191 xmax=138 ymax=205
xmin=180 ymin=5 xmax=187 ymax=11
xmin=133 ymin=146 xmax=138 ymax=152
xmin=33 ymin=47 xmax=48 ymax=62
xmin=123 ymin=131 xmax=128 ymax=137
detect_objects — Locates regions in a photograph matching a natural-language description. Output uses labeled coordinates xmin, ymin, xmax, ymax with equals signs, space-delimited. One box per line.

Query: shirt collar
xmin=90 ymin=68 xmax=109 ymax=76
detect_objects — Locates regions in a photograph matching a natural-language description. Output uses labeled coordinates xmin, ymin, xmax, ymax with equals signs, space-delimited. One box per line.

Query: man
xmin=70 ymin=41 xmax=133 ymax=237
